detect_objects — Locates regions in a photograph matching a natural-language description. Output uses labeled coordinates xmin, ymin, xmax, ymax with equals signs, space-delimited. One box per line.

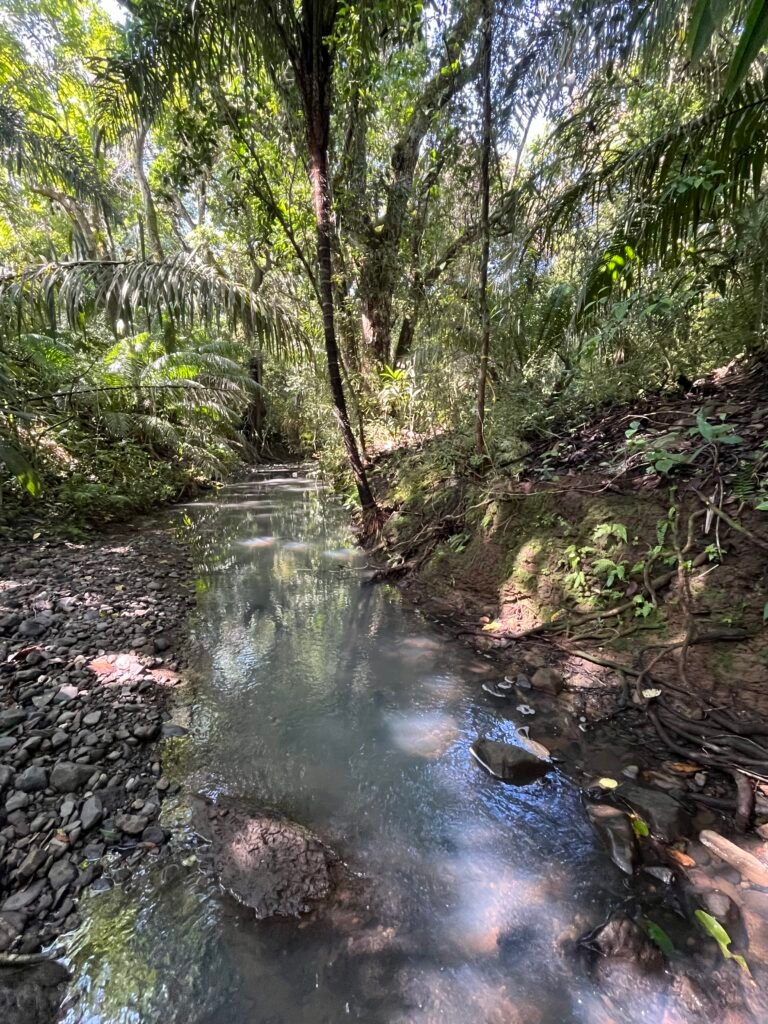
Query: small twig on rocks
xmin=692 ymin=487 xmax=768 ymax=553
xmin=732 ymin=770 xmax=755 ymax=833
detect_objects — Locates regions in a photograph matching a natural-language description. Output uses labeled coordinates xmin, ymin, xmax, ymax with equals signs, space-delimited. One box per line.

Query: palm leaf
xmin=0 ymin=253 xmax=300 ymax=356
xmin=725 ymin=0 xmax=768 ymax=96
xmin=0 ymin=98 xmax=108 ymax=202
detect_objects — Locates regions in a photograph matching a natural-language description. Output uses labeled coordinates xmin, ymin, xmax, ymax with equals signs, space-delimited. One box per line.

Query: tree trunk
xmin=360 ymin=246 xmax=396 ymax=364
xmin=303 ymin=65 xmax=378 ymax=516
xmin=307 ymin=140 xmax=377 ymax=514
xmin=134 ymin=124 xmax=164 ymax=261
xmin=474 ymin=0 xmax=493 ymax=455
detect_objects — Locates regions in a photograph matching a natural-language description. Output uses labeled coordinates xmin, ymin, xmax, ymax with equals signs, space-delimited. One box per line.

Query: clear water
xmin=62 ymin=468 xmax=664 ymax=1024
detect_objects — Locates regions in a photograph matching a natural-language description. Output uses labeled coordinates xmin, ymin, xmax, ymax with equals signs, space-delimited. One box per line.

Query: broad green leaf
xmin=642 ymin=918 xmax=675 ymax=956
xmin=0 ymin=442 xmax=41 ymax=496
xmin=695 ymin=910 xmax=751 ymax=975
xmin=631 ymin=816 xmax=650 ymax=838
xmin=725 ymin=0 xmax=768 ymax=98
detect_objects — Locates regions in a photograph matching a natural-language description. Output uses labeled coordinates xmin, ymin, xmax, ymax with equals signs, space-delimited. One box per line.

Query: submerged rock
xmin=587 ymin=802 xmax=636 ymax=875
xmin=195 ymin=797 xmax=337 ymax=919
xmin=619 ymin=783 xmax=691 ymax=842
xmin=592 ymin=915 xmax=663 ymax=972
xmin=0 ymin=957 xmax=69 ymax=1024
xmin=469 ymin=738 xmax=551 ymax=786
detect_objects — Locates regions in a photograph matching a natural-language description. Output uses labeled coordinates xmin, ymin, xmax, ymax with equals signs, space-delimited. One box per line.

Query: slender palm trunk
xmin=474 ymin=0 xmax=493 ymax=454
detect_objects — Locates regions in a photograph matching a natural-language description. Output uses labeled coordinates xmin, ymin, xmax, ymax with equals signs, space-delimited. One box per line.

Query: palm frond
xmin=535 ymin=78 xmax=768 ymax=264
xmin=0 ymin=98 xmax=107 ymax=201
xmin=0 ymin=252 xmax=300 ymax=356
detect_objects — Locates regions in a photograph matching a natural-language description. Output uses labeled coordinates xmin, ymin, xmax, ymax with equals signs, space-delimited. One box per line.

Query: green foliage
xmin=695 ymin=909 xmax=751 ymax=975
xmin=641 ymin=918 xmax=675 ymax=956
xmin=1 ymin=0 xmax=768 ymax=530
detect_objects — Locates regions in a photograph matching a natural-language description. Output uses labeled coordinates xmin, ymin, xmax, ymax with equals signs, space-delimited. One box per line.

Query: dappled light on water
xmin=386 ymin=710 xmax=460 ymax=758
xmin=64 ymin=469 xmax=670 ymax=1024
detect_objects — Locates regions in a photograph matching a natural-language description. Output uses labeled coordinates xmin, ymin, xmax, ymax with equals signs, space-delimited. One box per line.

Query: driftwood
xmin=699 ymin=829 xmax=768 ymax=887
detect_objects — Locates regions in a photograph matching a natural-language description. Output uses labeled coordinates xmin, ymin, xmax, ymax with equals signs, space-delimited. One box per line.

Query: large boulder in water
xmin=0 ymin=957 xmax=70 ymax=1024
xmin=194 ymin=797 xmax=337 ymax=919
xmin=470 ymin=737 xmax=551 ymax=785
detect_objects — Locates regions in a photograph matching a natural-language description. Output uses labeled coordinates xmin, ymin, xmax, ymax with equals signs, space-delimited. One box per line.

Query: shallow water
xmin=63 ymin=468 xmax=666 ymax=1024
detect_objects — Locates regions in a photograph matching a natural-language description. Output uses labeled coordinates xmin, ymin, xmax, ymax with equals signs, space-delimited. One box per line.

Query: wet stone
xmin=161 ymin=723 xmax=188 ymax=738
xmin=0 ymin=912 xmax=24 ymax=952
xmin=469 ymin=737 xmax=551 ymax=786
xmin=587 ymin=802 xmax=636 ymax=875
xmin=592 ymin=914 xmax=663 ymax=972
xmin=195 ymin=798 xmax=337 ymax=919
xmin=17 ymin=847 xmax=46 ymax=881
xmin=115 ymin=813 xmax=148 ymax=836
xmin=2 ymin=879 xmax=47 ymax=912
xmin=0 ymin=710 xmax=26 ymax=731
xmin=17 ymin=617 xmax=50 ymax=638
xmin=141 ymin=825 xmax=167 ymax=845
xmin=0 ymin=956 xmax=70 ymax=1024
xmin=132 ymin=722 xmax=160 ymax=741
xmin=5 ymin=792 xmax=30 ymax=813
xmin=619 ymin=783 xmax=691 ymax=842
xmin=80 ymin=795 xmax=103 ymax=833
xmin=48 ymin=859 xmax=76 ymax=893
xmin=530 ymin=667 xmax=565 ymax=695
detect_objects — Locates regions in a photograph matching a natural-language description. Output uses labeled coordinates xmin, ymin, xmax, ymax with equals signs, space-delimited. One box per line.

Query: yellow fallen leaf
xmin=642 ymin=688 xmax=662 ymax=699
xmin=598 ymin=777 xmax=619 ymax=790
xmin=667 ymin=762 xmax=702 ymax=774
xmin=482 ymin=620 xmax=503 ymax=632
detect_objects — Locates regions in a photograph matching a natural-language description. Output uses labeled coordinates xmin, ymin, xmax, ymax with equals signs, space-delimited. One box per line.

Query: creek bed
xmin=61 ymin=468 xmax=670 ymax=1023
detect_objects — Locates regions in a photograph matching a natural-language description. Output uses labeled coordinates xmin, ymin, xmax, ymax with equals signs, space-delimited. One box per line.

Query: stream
xmin=60 ymin=467 xmax=666 ymax=1023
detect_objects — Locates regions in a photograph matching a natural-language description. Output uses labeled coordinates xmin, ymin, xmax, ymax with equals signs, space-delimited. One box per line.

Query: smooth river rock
xmin=618 ymin=783 xmax=691 ymax=842
xmin=469 ymin=737 xmax=551 ymax=785
xmin=15 ymin=768 xmax=48 ymax=794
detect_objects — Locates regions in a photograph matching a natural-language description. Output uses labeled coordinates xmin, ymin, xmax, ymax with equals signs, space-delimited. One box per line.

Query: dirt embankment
xmin=370 ymin=357 xmax=768 ymax=1009
xmin=0 ymin=519 xmax=195 ymax=962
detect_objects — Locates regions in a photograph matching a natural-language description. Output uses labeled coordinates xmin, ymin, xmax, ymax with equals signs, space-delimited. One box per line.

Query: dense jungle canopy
xmin=1 ymin=0 xmax=767 ymax=527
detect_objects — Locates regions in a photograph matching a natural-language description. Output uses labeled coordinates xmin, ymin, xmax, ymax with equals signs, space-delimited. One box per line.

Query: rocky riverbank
xmin=0 ymin=520 xmax=194 ymax=956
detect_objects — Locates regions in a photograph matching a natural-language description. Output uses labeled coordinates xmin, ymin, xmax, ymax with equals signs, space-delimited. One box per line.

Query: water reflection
xmin=64 ymin=466 xmax=652 ymax=1023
